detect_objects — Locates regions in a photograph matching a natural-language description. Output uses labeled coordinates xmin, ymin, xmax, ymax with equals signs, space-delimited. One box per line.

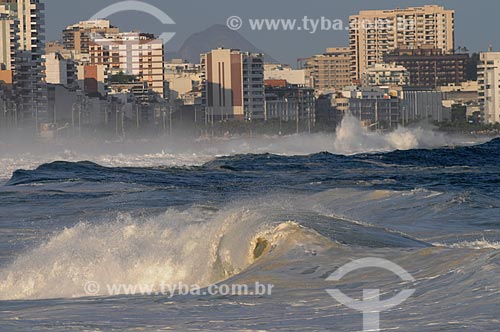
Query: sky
xmin=45 ymin=0 xmax=500 ymax=65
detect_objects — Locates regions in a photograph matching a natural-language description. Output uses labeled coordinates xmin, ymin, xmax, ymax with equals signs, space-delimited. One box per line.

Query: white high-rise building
xmin=478 ymin=52 xmax=500 ymax=124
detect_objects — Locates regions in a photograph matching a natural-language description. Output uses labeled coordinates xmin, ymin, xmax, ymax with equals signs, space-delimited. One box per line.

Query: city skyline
xmin=2 ymin=0 xmax=500 ymax=137
xmin=44 ymin=0 xmax=500 ymax=66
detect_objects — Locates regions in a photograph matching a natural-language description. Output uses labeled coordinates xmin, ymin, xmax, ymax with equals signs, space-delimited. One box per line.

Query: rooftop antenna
xmin=488 ymin=44 xmax=493 ymax=52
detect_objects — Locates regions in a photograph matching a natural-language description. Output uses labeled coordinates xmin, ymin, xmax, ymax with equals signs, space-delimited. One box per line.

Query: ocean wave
xmin=0 ymin=188 xmax=437 ymax=301
xmin=0 ymin=115 xmax=490 ymax=181
xmin=0 ymin=202 xmax=334 ymax=300
xmin=433 ymin=239 xmax=500 ymax=250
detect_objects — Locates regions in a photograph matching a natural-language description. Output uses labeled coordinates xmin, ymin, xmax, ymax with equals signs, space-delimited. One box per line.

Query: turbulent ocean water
xmin=0 ymin=117 xmax=499 ymax=331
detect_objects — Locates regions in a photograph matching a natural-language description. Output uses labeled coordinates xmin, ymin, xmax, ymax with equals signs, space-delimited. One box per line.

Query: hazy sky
xmin=45 ymin=0 xmax=499 ymax=65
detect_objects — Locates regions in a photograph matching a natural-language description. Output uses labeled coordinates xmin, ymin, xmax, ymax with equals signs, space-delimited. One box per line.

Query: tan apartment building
xmin=89 ymin=32 xmax=165 ymax=97
xmin=349 ymin=5 xmax=455 ymax=82
xmin=63 ymin=20 xmax=119 ymax=60
xmin=304 ymin=47 xmax=351 ymax=94
xmin=0 ymin=9 xmax=18 ymax=75
xmin=0 ymin=0 xmax=47 ymax=125
xmin=201 ymin=48 xmax=265 ymax=120
xmin=164 ymin=59 xmax=203 ymax=102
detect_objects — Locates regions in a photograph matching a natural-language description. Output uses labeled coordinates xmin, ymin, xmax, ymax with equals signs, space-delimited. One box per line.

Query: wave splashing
xmin=333 ymin=115 xmax=455 ymax=154
xmin=0 ymin=205 xmax=325 ymax=300
xmin=1 ymin=115 xmax=484 ymax=180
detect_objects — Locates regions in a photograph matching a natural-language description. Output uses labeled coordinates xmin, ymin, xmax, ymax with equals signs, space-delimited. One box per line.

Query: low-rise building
xmin=315 ymin=93 xmax=343 ymax=128
xmin=265 ymin=81 xmax=315 ymax=126
xmin=439 ymin=81 xmax=479 ymax=104
xmin=264 ymin=64 xmax=308 ymax=86
xmin=400 ymin=87 xmax=449 ymax=124
xmin=335 ymin=87 xmax=401 ymax=128
xmin=347 ymin=97 xmax=401 ymax=128
xmin=341 ymin=86 xmax=387 ymax=99
xmin=362 ymin=63 xmax=409 ymax=87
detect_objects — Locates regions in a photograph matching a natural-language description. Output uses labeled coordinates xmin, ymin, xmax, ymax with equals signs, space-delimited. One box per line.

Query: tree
xmin=109 ymin=71 xmax=138 ymax=84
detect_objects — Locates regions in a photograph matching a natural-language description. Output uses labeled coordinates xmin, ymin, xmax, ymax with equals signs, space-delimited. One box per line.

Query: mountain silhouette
xmin=168 ymin=24 xmax=277 ymax=63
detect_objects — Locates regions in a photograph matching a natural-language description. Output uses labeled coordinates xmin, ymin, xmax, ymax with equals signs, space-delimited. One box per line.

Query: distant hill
xmin=168 ymin=24 xmax=277 ymax=63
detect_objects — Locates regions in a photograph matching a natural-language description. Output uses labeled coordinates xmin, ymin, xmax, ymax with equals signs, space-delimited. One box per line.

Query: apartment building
xmin=63 ymin=20 xmax=119 ymax=60
xmin=264 ymin=81 xmax=315 ymax=126
xmin=0 ymin=0 xmax=47 ymax=126
xmin=334 ymin=87 xmax=401 ymax=128
xmin=362 ymin=63 xmax=409 ymax=87
xmin=45 ymin=52 xmax=77 ymax=88
xmin=0 ymin=10 xmax=18 ymax=101
xmin=478 ymin=52 xmax=500 ymax=124
xmin=89 ymin=32 xmax=165 ymax=98
xmin=77 ymin=64 xmax=107 ymax=96
xmin=400 ymin=87 xmax=447 ymax=124
xmin=201 ymin=48 xmax=265 ymax=120
xmin=264 ymin=64 xmax=307 ymax=86
xmin=383 ymin=46 xmax=468 ymax=88
xmin=303 ymin=47 xmax=351 ymax=94
xmin=349 ymin=5 xmax=455 ymax=82
xmin=164 ymin=59 xmax=203 ymax=102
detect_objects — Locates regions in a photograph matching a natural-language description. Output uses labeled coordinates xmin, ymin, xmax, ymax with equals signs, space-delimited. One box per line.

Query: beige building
xmin=77 ymin=63 xmax=107 ymax=96
xmin=89 ymin=32 xmax=165 ymax=97
xmin=45 ymin=41 xmax=74 ymax=59
xmin=201 ymin=48 xmax=265 ymax=120
xmin=45 ymin=52 xmax=68 ymax=85
xmin=44 ymin=52 xmax=77 ymax=89
xmin=264 ymin=64 xmax=307 ymax=86
xmin=164 ymin=59 xmax=203 ymax=101
xmin=478 ymin=52 xmax=500 ymax=124
xmin=304 ymin=47 xmax=351 ymax=94
xmin=362 ymin=63 xmax=409 ymax=87
xmin=63 ymin=20 xmax=119 ymax=60
xmin=0 ymin=0 xmax=47 ymax=124
xmin=350 ymin=5 xmax=455 ymax=82
xmin=2 ymin=0 xmax=45 ymax=52
xmin=0 ymin=10 xmax=18 ymax=73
